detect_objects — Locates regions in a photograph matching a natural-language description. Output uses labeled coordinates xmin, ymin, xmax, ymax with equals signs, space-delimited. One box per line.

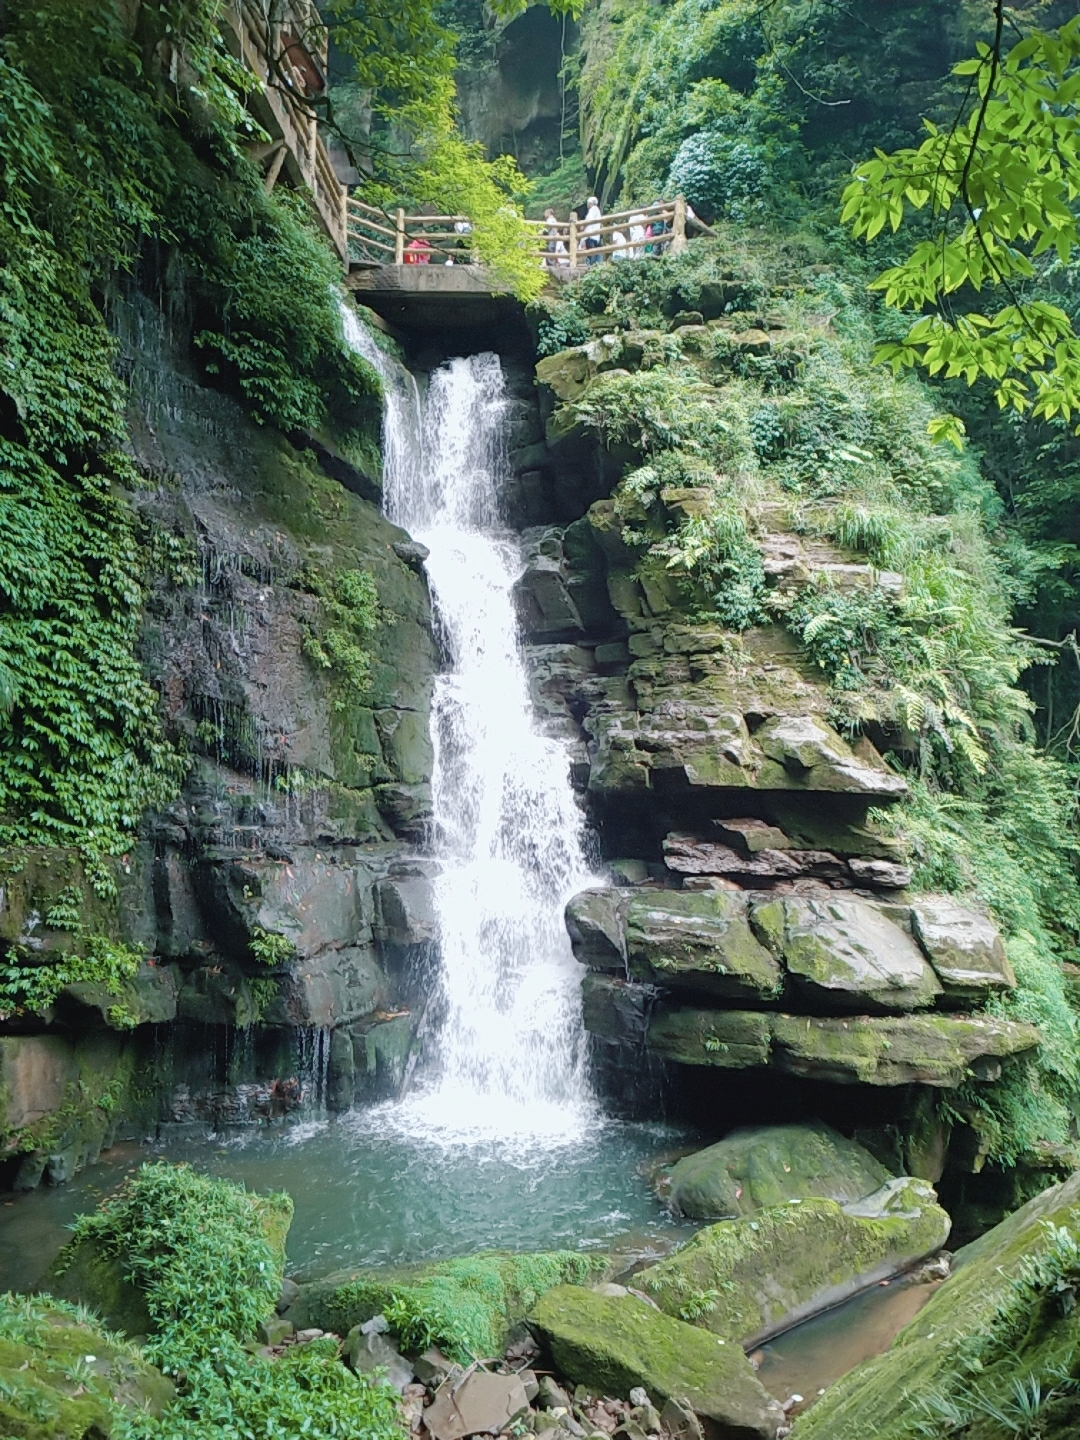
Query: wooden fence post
xmin=671 ymin=193 xmax=687 ymax=255
xmin=568 ymin=213 xmax=578 ymax=269
xmin=394 ymin=208 xmax=405 ymax=265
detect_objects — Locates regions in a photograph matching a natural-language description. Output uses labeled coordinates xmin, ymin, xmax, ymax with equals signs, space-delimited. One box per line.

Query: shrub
xmin=63 ymin=1163 xmax=404 ymax=1440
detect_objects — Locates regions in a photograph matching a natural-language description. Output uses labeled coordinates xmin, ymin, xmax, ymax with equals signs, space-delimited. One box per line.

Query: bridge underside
xmin=344 ymin=264 xmax=529 ymax=335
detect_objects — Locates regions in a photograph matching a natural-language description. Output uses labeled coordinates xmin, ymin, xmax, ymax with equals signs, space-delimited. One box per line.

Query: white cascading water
xmin=342 ymin=309 xmax=599 ymax=1144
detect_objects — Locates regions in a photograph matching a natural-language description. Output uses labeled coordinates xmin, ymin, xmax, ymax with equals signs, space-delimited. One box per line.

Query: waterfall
xmin=342 ymin=308 xmax=598 ymax=1144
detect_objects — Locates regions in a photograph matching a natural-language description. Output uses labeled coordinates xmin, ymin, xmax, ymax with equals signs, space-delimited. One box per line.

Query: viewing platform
xmin=343 ymin=197 xmax=709 ymax=329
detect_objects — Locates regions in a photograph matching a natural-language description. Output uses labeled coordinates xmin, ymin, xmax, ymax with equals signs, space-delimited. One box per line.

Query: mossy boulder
xmin=639 ymin=1178 xmax=950 ymax=1345
xmin=769 ymin=1012 xmax=1039 ymax=1087
xmin=625 ymin=890 xmax=782 ymax=1001
xmin=529 ymin=1285 xmax=785 ymax=1439
xmin=60 ymin=960 xmax=180 ymax=1028
xmin=790 ymin=1170 xmax=1080 ymax=1440
xmin=0 ymin=1292 xmax=173 ymax=1439
xmin=669 ymin=1124 xmax=892 ymax=1220
xmin=286 ymin=1251 xmax=608 ymax=1362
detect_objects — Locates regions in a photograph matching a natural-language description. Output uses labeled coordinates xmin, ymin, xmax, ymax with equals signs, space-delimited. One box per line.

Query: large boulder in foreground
xmin=790 ymin=1170 xmax=1080 ymax=1440
xmin=669 ymin=1124 xmax=892 ymax=1219
xmin=529 ymin=1286 xmax=785 ymax=1440
xmin=0 ymin=1292 xmax=173 ymax=1439
xmin=638 ymin=1179 xmax=950 ymax=1346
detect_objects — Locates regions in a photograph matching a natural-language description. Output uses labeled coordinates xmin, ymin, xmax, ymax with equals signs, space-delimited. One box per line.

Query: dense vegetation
xmin=58 ymin=1164 xmax=404 ymax=1439
xmin=0 ymin=0 xmax=379 ymax=865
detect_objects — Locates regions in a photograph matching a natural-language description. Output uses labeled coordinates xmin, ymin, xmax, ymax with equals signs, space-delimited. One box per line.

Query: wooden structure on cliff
xmin=221 ymin=0 xmax=348 ymax=260
xmin=345 ymin=195 xmax=689 ymax=270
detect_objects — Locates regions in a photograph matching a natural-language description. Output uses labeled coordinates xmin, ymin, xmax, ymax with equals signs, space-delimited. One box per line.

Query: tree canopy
xmin=843 ymin=7 xmax=1080 ymax=439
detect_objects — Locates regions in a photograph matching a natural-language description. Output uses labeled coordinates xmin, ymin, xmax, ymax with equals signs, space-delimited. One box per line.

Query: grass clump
xmin=314 ymin=1251 xmax=609 ymax=1363
xmin=60 ymin=1162 xmax=403 ymax=1440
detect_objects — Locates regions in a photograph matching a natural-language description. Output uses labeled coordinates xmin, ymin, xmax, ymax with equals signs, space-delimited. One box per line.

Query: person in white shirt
xmin=583 ymin=196 xmax=603 ymax=263
xmin=628 ymin=212 xmax=646 ymax=258
xmin=611 ymin=230 xmax=629 ymax=259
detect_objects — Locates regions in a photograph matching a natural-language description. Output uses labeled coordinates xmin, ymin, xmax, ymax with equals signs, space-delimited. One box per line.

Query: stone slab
xmin=642 ymin=1008 xmax=1039 ymax=1086
xmin=910 ymin=897 xmax=1015 ymax=997
xmin=638 ymin=1178 xmax=950 ymax=1347
xmin=752 ymin=894 xmax=942 ymax=1012
xmin=626 ymin=889 xmax=782 ymax=1001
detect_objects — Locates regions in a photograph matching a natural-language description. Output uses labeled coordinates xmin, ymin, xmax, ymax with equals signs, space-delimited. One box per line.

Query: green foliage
xmin=64 ymin=1163 xmax=404 ymax=1440
xmin=843 ymin=16 xmax=1080 ymax=426
xmin=301 ymin=565 xmax=382 ymax=708
xmin=248 ymin=976 xmax=279 ymax=1024
xmin=534 ymin=298 xmax=592 ymax=359
xmin=0 ymin=935 xmax=142 ymax=1019
xmin=248 ymin=928 xmax=295 ymax=968
xmin=329 ymin=1251 xmax=607 ymax=1363
xmin=576 ymin=0 xmax=973 ymax=212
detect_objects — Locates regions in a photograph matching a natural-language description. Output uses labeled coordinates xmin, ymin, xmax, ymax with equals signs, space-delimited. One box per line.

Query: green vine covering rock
xmin=0 ymin=0 xmax=382 ymax=859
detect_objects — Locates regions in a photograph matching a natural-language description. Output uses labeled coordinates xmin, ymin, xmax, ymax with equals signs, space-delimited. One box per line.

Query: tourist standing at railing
xmin=611 ymin=230 xmax=629 ymax=260
xmin=645 ymin=202 xmax=667 ymax=255
xmin=543 ymin=209 xmax=567 ymax=269
xmin=583 ymin=196 xmax=603 ymax=263
xmin=628 ymin=212 xmax=647 ymax=258
xmin=404 ymin=235 xmax=432 ymax=264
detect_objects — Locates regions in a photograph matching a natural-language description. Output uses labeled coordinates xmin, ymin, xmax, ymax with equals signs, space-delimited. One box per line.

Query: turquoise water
xmin=1 ymin=1112 xmax=698 ymax=1292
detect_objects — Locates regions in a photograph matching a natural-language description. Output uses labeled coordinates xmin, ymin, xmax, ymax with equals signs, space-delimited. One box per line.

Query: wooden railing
xmin=346 ymin=195 xmax=705 ymax=270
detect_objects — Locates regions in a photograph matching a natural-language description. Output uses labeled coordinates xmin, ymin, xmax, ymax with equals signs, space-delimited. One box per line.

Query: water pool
xmin=1 ymin=1110 xmax=698 ymax=1293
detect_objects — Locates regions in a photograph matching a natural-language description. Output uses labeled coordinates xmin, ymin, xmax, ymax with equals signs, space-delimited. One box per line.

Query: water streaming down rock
xmin=343 ymin=310 xmax=600 ymax=1143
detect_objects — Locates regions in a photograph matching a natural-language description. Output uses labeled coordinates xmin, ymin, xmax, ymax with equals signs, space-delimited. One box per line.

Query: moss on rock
xmin=790 ymin=1170 xmax=1080 ymax=1440
xmin=0 ymin=1291 xmax=173 ymax=1439
xmin=529 ymin=1285 xmax=785 ymax=1439
xmin=638 ymin=1179 xmax=949 ymax=1344
xmin=287 ymin=1251 xmax=608 ymax=1362
xmin=669 ymin=1123 xmax=892 ymax=1219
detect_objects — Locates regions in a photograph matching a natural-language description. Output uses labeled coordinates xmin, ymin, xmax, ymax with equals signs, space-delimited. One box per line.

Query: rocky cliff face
xmin=489 ymin=242 xmax=1078 ymax=1222
xmin=0 ymin=288 xmax=439 ymax=1187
